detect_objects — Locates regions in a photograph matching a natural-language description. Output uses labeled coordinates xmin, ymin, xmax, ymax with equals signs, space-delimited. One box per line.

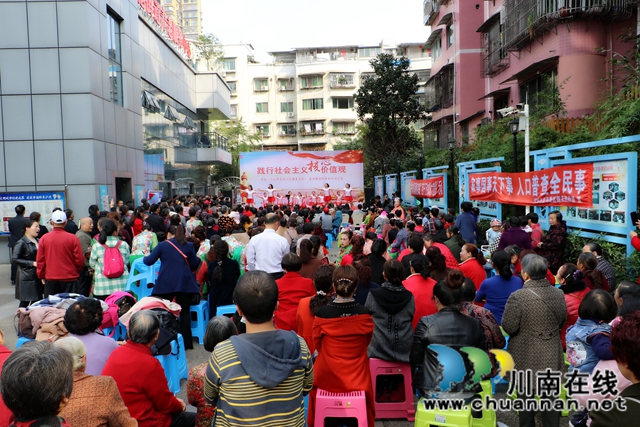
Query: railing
xmin=544 ymin=117 xmax=601 ymax=134
xmin=481 ymin=21 xmax=510 ymax=76
xmin=503 ymin=0 xmax=632 ymax=52
xmin=278 ymin=83 xmax=295 ymax=91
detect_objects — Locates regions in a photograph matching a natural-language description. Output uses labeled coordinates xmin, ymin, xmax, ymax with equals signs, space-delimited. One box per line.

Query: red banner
xmin=468 ymin=164 xmax=594 ymax=207
xmin=411 ymin=176 xmax=445 ymax=198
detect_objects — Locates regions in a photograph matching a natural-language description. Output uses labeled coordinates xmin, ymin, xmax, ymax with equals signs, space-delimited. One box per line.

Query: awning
xmin=478 ymin=88 xmax=510 ymax=100
xmin=500 ymin=56 xmax=559 ymax=84
xmin=476 ymin=11 xmax=501 ymax=33
xmin=437 ymin=12 xmax=453 ymax=27
xmin=425 ymin=29 xmax=442 ymax=48
xmin=182 ymin=116 xmax=196 ymax=130
xmin=456 ymin=109 xmax=486 ymax=124
xmin=164 ymin=105 xmax=179 ymax=121
xmin=425 ymin=62 xmax=453 ymax=84
xmin=331 ymin=118 xmax=357 ymax=122
xmin=297 ymin=72 xmax=327 ymax=77
xmin=142 ymin=91 xmax=161 ymax=111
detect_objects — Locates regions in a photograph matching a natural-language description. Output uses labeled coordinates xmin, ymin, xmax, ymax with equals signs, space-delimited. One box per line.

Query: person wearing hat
xmin=320 ymin=207 xmax=333 ymax=235
xmin=36 ymin=210 xmax=84 ymax=297
xmin=487 ymin=219 xmax=502 ymax=247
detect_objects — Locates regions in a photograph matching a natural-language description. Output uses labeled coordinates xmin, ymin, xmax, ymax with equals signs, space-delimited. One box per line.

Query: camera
xmin=497 ymin=107 xmax=516 ymax=117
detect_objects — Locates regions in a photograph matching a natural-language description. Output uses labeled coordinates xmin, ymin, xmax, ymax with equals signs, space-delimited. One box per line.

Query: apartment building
xmin=422 ymin=0 xmax=637 ymax=148
xmin=222 ymin=42 xmax=432 ymax=151
xmin=162 ymin=0 xmax=202 ymax=41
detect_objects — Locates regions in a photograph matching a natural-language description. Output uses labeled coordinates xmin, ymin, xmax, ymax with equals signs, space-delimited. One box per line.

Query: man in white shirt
xmin=246 ymin=213 xmax=290 ymax=279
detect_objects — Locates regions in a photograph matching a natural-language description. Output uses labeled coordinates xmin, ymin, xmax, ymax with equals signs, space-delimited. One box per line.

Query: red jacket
xmin=36 ymin=228 xmax=84 ymax=281
xmin=274 ymin=272 xmax=315 ymax=332
xmin=102 ymin=342 xmax=183 ymax=427
xmin=459 ymin=259 xmax=487 ymax=290
xmin=403 ymin=274 xmax=438 ymax=329
xmin=0 ymin=346 xmax=12 ymax=426
xmin=561 ymin=288 xmax=590 ymax=349
xmin=432 ymin=242 xmax=460 ymax=271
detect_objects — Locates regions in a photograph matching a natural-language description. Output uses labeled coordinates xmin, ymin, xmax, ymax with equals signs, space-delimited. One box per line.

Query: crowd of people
xmin=2 ymin=193 xmax=640 ymax=427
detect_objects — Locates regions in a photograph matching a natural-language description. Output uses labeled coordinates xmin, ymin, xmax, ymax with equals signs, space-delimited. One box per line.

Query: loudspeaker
xmin=364 ymin=187 xmax=375 ymax=207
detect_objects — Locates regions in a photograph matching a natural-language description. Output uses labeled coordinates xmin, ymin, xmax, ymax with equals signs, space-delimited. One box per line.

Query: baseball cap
xmin=323 ymin=207 xmax=329 ymax=213
xmin=51 ymin=211 xmax=67 ymax=224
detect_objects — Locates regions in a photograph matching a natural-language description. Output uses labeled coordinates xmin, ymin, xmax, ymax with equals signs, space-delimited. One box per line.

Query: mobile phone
xmin=632 ymin=211 xmax=638 ymax=226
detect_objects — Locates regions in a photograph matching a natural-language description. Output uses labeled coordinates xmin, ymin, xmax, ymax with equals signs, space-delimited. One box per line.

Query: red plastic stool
xmin=369 ymin=358 xmax=415 ymax=421
xmin=314 ymin=389 xmax=368 ymax=427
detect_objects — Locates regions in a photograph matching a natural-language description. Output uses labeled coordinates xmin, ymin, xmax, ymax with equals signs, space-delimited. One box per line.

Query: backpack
xmin=150 ymin=308 xmax=181 ymax=355
xmin=102 ymin=241 xmax=125 ymax=278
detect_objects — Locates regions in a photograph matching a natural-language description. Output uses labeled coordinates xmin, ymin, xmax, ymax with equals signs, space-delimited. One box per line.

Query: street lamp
xmin=509 ymin=118 xmax=519 ymax=173
xmin=448 ymin=139 xmax=457 ymax=210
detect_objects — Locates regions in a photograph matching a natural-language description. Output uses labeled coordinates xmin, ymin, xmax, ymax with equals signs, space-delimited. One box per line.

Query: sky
xmin=202 ymin=0 xmax=429 ymax=60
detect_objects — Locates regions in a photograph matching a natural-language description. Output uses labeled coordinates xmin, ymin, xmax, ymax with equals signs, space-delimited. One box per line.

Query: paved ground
xmin=0 ymin=258 xmax=572 ymax=427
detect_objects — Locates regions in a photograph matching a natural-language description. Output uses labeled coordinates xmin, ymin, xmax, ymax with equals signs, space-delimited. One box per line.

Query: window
xmin=332 ymin=98 xmax=354 ymax=109
xmin=519 ymin=68 xmax=558 ymax=115
xmin=447 ymin=22 xmax=454 ymax=47
xmin=280 ymin=124 xmax=296 ymax=135
xmin=222 ymin=58 xmax=236 ymax=71
xmin=332 ymin=122 xmax=355 ymax=135
xmin=107 ymin=10 xmax=123 ymax=106
xmin=359 ymin=47 xmax=382 ymax=58
xmin=360 ymin=73 xmax=375 ymax=85
xmin=302 ymin=98 xmax=323 ymax=110
xmin=255 ymin=102 xmax=269 ymax=113
xmin=278 ymin=78 xmax=294 ymax=91
xmin=228 ymin=82 xmax=237 ymax=93
xmin=300 ymin=121 xmax=324 ymax=135
xmin=254 ymin=79 xmax=268 ymax=91
xmin=300 ymin=75 xmax=323 ymax=89
xmin=256 ymin=125 xmax=270 ymax=137
xmin=329 ymin=73 xmax=355 ymax=88
xmin=431 ymin=38 xmax=442 ymax=60
xmin=280 ymin=102 xmax=294 ymax=113
xmin=230 ymin=104 xmax=237 ymax=118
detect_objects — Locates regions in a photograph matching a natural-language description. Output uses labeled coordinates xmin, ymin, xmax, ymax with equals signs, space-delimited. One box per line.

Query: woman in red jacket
xmin=557 ymin=263 xmax=590 ymax=349
xmin=296 ymin=264 xmax=335 ymax=355
xmin=274 ymin=253 xmax=315 ymax=332
xmin=458 ymin=243 xmax=488 ymax=290
xmin=402 ymin=254 xmax=437 ymax=329
xmin=309 ymin=265 xmax=375 ymax=427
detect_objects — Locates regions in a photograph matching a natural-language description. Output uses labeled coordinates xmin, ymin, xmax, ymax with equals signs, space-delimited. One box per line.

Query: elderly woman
xmin=11 ymin=219 xmax=44 ymax=307
xmin=335 ymin=229 xmax=353 ymax=266
xmin=502 ymin=254 xmax=567 ymax=427
xmin=410 ymin=270 xmax=486 ymax=396
xmin=274 ymin=253 xmax=316 ymax=332
xmin=187 ymin=317 xmax=237 ymax=427
xmin=1 ymin=341 xmax=74 ymax=427
xmin=458 ymin=243 xmax=488 ymax=290
xmin=63 ymin=298 xmax=119 ymax=376
xmin=55 ymin=337 xmax=136 ymax=427
xmin=535 ymin=210 xmax=568 ymax=274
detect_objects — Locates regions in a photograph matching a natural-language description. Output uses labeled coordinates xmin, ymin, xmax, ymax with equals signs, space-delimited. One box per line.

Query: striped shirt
xmin=204 ymin=333 xmax=313 ymax=427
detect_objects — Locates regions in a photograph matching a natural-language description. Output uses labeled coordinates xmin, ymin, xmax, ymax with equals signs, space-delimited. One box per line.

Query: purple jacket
xmin=497 ymin=227 xmax=532 ymax=251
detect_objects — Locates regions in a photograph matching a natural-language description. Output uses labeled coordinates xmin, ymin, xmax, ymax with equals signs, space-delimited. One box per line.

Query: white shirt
xmin=343 ymin=187 xmax=352 ymax=196
xmin=246 ymin=228 xmax=290 ymax=273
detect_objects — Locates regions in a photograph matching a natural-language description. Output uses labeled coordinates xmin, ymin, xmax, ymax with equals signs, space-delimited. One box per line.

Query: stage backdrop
xmin=239 ymin=150 xmax=364 ymax=204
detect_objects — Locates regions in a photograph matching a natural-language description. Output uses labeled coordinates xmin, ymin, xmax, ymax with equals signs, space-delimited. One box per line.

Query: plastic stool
xmin=176 ymin=333 xmax=188 ymax=380
xmin=471 ymin=380 xmax=496 ymax=427
xmin=103 ymin=321 xmax=128 ymax=341
xmin=190 ymin=300 xmax=209 ymax=344
xmin=325 ymin=233 xmax=333 ymax=249
xmin=314 ymin=389 xmax=367 ymax=427
xmin=125 ymin=258 xmax=160 ymax=300
xmin=369 ymin=358 xmax=415 ymax=421
xmin=155 ymin=339 xmax=181 ymax=395
xmin=215 ymin=304 xmax=237 ymax=317
xmin=414 ymin=397 xmax=472 ymax=426
xmin=16 ymin=337 xmax=34 ymax=349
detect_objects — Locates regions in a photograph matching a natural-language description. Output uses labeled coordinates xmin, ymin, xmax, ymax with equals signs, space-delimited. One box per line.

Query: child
xmin=566 ymin=289 xmax=618 ymax=426
xmin=486 ymin=218 xmax=502 ymax=246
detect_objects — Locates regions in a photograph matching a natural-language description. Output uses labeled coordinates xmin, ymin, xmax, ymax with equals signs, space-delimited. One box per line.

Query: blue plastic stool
xmin=155 ymin=339 xmax=181 ymax=395
xmin=16 ymin=337 xmax=34 ymax=349
xmin=103 ymin=321 xmax=128 ymax=341
xmin=176 ymin=333 xmax=188 ymax=380
xmin=125 ymin=258 xmax=160 ymax=300
xmin=325 ymin=233 xmax=333 ymax=249
xmin=190 ymin=300 xmax=209 ymax=344
xmin=215 ymin=304 xmax=237 ymax=317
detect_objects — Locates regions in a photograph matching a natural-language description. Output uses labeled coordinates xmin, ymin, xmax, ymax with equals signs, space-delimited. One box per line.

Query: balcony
xmin=300 ymin=123 xmax=325 ymax=136
xmin=503 ymin=0 xmax=633 ymax=52
xmin=424 ymin=64 xmax=454 ymax=112
xmin=329 ymin=73 xmax=356 ymax=89
xmin=478 ymin=13 xmax=510 ymax=76
xmin=423 ymin=0 xmax=441 ymax=26
xmin=278 ymin=80 xmax=295 ymax=91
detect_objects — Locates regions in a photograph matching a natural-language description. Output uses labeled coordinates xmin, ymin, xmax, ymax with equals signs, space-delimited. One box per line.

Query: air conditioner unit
xmin=287 ymin=112 xmax=295 ymax=118
xmin=280 ymin=131 xmax=286 ymax=135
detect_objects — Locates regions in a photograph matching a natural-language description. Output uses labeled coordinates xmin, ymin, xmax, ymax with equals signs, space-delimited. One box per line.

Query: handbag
xmin=166 ymin=240 xmax=201 ymax=304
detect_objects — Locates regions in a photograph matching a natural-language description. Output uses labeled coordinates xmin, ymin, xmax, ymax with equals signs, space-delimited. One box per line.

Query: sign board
xmin=421 ymin=167 xmax=449 ymax=212
xmin=459 ymin=159 xmax=503 ymax=220
xmin=0 ymin=192 xmax=66 ymax=235
xmin=374 ymin=176 xmax=384 ymax=199
xmin=400 ymin=171 xmax=417 ymax=207
xmin=239 ymin=150 xmax=364 ymax=206
xmin=386 ymin=174 xmax=398 ymax=199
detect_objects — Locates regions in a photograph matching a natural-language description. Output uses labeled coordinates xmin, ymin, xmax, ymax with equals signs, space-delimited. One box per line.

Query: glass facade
xmin=107 ymin=10 xmax=123 ymax=105
xmin=141 ymin=80 xmax=226 ymax=195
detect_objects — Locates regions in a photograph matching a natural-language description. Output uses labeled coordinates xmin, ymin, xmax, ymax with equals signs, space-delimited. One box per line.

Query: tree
xmin=354 ymin=53 xmax=427 ymax=176
xmin=210 ymin=119 xmax=262 ymax=183
xmin=193 ymin=33 xmax=224 ymax=71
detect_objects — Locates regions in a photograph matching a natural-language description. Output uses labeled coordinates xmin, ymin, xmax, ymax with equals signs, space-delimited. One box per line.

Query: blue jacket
xmin=455 ymin=212 xmax=477 ymax=245
xmin=143 ymin=238 xmax=200 ymax=295
xmin=566 ymin=318 xmax=611 ymax=373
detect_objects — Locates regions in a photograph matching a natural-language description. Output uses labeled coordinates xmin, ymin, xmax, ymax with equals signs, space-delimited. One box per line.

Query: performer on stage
xmin=294 ymin=192 xmax=303 ymax=206
xmin=343 ymin=183 xmax=354 ymax=204
xmin=257 ymin=184 xmax=282 ymax=205
xmin=315 ymin=183 xmax=333 ymax=205
xmin=244 ymin=185 xmax=256 ymax=207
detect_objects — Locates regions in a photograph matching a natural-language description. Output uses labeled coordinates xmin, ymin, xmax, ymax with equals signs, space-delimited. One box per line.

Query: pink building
xmin=423 ymin=0 xmax=637 ymax=147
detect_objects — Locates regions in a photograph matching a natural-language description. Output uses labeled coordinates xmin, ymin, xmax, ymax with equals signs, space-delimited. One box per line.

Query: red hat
xmin=324 ymin=207 xmax=329 ymax=213
xmin=301 ymin=204 xmax=307 ymax=209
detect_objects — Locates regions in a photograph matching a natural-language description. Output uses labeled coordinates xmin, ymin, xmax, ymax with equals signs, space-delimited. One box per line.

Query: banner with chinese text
xmin=468 ymin=164 xmax=593 ymax=207
xmin=239 ymin=150 xmax=364 ymax=205
xmin=0 ymin=192 xmax=66 ymax=235
xmin=410 ymin=176 xmax=445 ymax=199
